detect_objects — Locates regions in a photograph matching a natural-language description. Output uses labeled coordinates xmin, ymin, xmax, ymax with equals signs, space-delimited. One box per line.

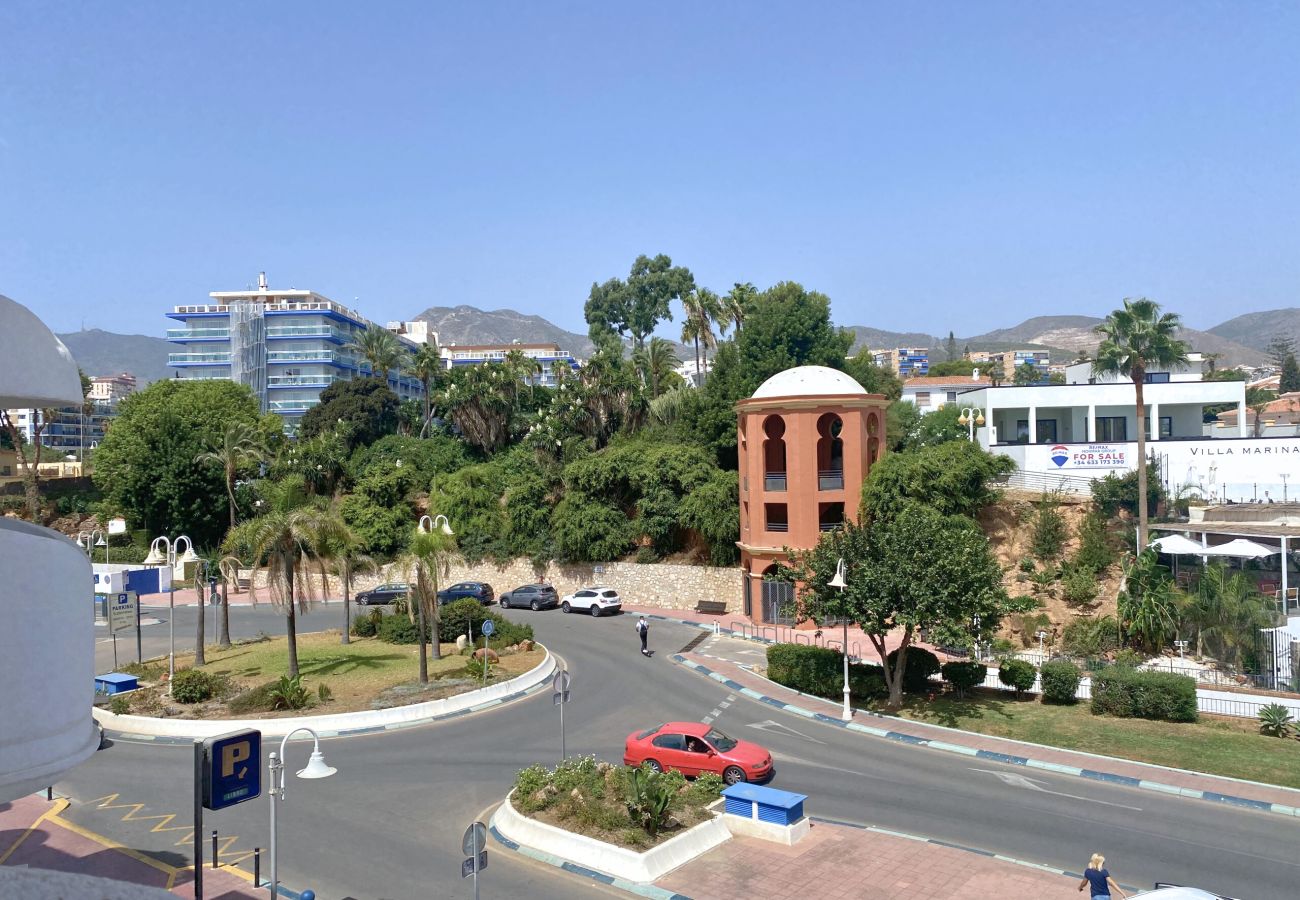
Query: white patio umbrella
xmin=1149 ymin=534 xmax=1206 ymax=555
xmin=1198 ymin=538 xmax=1279 ymax=558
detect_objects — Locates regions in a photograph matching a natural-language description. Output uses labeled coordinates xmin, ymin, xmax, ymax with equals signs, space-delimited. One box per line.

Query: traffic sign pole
xmin=481 ymin=619 xmax=495 ymax=688
xmin=193 ymin=740 xmax=205 ymax=900
xmin=552 ymin=667 xmax=571 ymax=761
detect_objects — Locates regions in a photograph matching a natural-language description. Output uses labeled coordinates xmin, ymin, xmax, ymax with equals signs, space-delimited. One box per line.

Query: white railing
xmin=266 ymin=325 xmax=353 ymax=341
xmin=166 ymin=328 xmax=229 ymax=340
xmin=168 ymin=352 xmax=231 ymax=364
xmin=990 ymin=470 xmax=1095 ymax=495
xmin=267 ymin=375 xmax=340 ymax=387
xmin=267 ymin=350 xmax=350 ymax=363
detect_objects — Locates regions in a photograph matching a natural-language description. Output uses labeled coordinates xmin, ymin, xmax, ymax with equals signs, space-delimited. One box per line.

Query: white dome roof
xmin=0 ymin=295 xmax=83 ymax=408
xmin=752 ymin=365 xmax=868 ymax=399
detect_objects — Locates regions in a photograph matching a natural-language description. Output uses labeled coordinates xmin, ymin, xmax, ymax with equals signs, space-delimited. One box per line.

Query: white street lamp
xmin=144 ymin=534 xmax=194 ymax=686
xmin=827 ymin=558 xmax=851 ymax=721
xmin=957 ymin=407 xmax=986 ymax=443
xmin=417 ymin=514 xmax=455 ymax=536
xmin=267 ymin=727 xmax=336 ymax=898
xmin=1036 ymin=629 xmax=1048 ymax=659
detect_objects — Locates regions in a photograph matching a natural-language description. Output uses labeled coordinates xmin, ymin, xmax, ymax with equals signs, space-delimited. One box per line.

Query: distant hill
xmin=1207 ymin=308 xmax=1300 ymax=356
xmin=843 ymin=326 xmax=938 ymax=354
xmin=55 ymin=329 xmax=173 ymax=386
xmin=411 ymin=305 xmax=597 ymax=357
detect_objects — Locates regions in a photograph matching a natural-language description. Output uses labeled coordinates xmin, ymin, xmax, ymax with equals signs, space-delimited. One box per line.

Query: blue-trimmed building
xmin=167 ymin=274 xmax=426 ymax=433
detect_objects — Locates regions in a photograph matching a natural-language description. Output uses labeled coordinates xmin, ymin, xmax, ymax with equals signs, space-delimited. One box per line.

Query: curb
xmin=95 ymin=647 xmax=556 ymax=743
xmin=671 ymin=654 xmax=1300 ymax=820
xmin=488 ymin=822 xmax=691 ymax=900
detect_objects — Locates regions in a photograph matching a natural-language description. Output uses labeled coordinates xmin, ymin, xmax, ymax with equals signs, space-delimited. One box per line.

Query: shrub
xmin=625 ymin=767 xmax=674 ymax=836
xmin=1061 ymin=616 xmax=1121 ymax=658
xmin=848 ymin=665 xmax=887 ymax=701
xmin=227 ymin=681 xmax=278 ymax=714
xmin=998 ymin=659 xmax=1037 ymax=696
xmin=267 ymin=674 xmax=312 ymax=711
xmin=513 ymin=764 xmax=550 ymax=812
xmin=1060 ymin=565 xmax=1098 ymax=606
xmin=1039 ymin=660 xmax=1081 ymax=705
xmin=1112 ymin=648 xmax=1143 ymax=669
xmin=350 ymin=612 xmax=380 ymax=637
xmin=317 ymin=683 xmax=333 ymax=702
xmin=109 ymin=695 xmax=131 ymax=715
xmin=1018 ymin=557 xmax=1037 ymax=574
xmin=1091 ymin=667 xmax=1197 ymax=722
xmin=1072 ymin=508 xmax=1116 ymax=574
xmin=170 ymin=668 xmax=227 ymax=704
xmin=1258 ymin=703 xmax=1294 ymax=738
xmin=940 ymin=661 xmax=987 ymax=698
xmin=1030 ymin=494 xmax=1068 ymax=561
xmin=488 ymin=617 xmax=534 ymax=649
xmin=439 ymin=599 xmax=491 ymax=643
xmin=378 ymin=612 xmax=430 ymax=645
xmin=886 ymin=647 xmax=942 ymax=693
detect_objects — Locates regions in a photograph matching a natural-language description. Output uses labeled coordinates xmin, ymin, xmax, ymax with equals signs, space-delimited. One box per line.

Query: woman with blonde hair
xmin=1078 ymin=853 xmax=1125 ymax=899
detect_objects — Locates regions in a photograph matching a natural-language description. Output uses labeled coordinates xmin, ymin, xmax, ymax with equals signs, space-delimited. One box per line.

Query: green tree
xmin=316 ymin=511 xmax=375 ymax=645
xmin=887 ymin=402 xmax=968 ymax=451
xmin=681 ymin=286 xmax=722 ymax=385
xmin=842 ymin=350 xmax=903 ymax=400
xmin=632 ymin=337 xmax=682 ymax=399
xmin=1093 ymin=298 xmax=1189 ymax=549
xmin=194 ymin=422 xmax=269 ymax=528
xmin=1281 ymin=354 xmax=1300 ymax=394
xmin=926 ymin=358 xmax=980 ymax=378
xmin=272 ymin=431 xmax=351 ymax=495
xmin=1266 ymin=335 xmax=1297 ymax=370
xmin=720 ymin=282 xmax=758 ymax=336
xmin=225 ymin=478 xmax=348 ymax=677
xmin=398 ymin=524 xmax=457 ymax=681
xmin=93 ymin=380 xmax=281 ymax=547
xmin=944 ymin=331 xmax=959 ymax=362
xmin=790 ymin=505 xmax=1024 ymax=708
xmin=299 ymin=377 xmax=400 ymax=451
xmin=1181 ymin=563 xmax=1273 ymax=666
xmin=405 ymin=343 xmax=444 ymax=438
xmin=0 ymin=405 xmax=54 ymax=520
xmin=346 ymin=327 xmax=404 ymax=379
xmin=585 ymin=253 xmax=696 ymax=351
xmin=1012 ymin=362 xmax=1041 ymax=385
xmin=862 ymin=439 xmax=1013 ymax=523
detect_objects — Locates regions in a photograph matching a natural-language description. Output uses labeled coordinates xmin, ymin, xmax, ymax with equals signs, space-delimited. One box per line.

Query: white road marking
xmin=745 ymin=720 xmax=827 ymax=744
xmin=718 ymin=701 xmax=731 ymax=709
xmin=970 ymin=768 xmax=1142 ymax=811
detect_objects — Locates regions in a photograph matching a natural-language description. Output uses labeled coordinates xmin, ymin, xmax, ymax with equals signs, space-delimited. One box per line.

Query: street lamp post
xmin=827 ymin=558 xmax=850 ymax=721
xmin=957 ymin=407 xmax=986 ymax=443
xmin=1036 ymin=629 xmax=1048 ymax=659
xmin=144 ymin=534 xmax=198 ymax=686
xmin=267 ymin=727 xmax=336 ymax=898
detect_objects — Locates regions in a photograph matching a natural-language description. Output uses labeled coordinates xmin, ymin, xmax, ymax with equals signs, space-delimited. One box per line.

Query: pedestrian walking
xmin=636 ymin=616 xmax=650 ymax=656
xmin=1078 ymin=853 xmax=1125 ymax=900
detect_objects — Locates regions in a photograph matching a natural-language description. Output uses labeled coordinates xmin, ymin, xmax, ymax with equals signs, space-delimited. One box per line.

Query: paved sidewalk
xmin=0 ymin=795 xmax=263 ymax=899
xmin=673 ymin=631 xmax=1300 ymax=816
xmin=656 ymin=819 xmax=1077 ymax=900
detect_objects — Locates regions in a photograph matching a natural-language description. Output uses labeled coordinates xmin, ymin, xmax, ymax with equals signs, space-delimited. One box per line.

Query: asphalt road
xmin=67 ymin=609 xmax=1300 ymax=900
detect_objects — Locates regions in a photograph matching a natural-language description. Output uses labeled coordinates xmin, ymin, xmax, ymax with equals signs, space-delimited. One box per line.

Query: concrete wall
xmin=258 ymin=559 xmax=745 ymax=614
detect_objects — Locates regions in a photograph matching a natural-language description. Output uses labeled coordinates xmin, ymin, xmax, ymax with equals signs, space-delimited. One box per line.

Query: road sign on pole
xmin=552 ymin=666 xmax=572 ymax=760
xmin=480 ymin=620 xmax=495 ymax=637
xmin=108 ymin=591 xmax=137 ymax=633
xmin=461 ymin=822 xmax=488 ymax=897
xmin=201 ymin=729 xmax=262 ymax=810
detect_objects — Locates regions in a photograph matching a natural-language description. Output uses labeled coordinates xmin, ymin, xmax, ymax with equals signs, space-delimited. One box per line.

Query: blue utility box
xmin=721 ymin=783 xmax=807 ymax=826
xmin=95 ymin=673 xmax=138 ymax=695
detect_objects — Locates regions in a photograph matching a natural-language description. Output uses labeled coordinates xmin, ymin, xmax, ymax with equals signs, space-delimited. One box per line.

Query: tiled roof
xmin=901 ymin=375 xmax=992 ymax=388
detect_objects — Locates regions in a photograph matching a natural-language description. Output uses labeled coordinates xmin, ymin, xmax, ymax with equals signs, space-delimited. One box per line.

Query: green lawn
xmin=126 ymin=632 xmax=543 ymax=716
xmin=878 ymin=691 xmax=1300 ymax=789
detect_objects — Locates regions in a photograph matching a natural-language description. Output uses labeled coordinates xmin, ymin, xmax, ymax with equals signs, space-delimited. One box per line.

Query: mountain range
xmin=44 ymin=305 xmax=1297 ymax=387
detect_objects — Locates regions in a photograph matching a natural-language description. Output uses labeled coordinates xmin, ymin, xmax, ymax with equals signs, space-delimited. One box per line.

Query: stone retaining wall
xmin=252 ymin=559 xmax=743 ymax=613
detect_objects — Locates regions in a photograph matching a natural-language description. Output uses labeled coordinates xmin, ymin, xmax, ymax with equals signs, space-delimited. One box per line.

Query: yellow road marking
xmin=45 ymin=810 xmax=178 ymax=878
xmin=0 ymin=797 xmax=70 ymax=865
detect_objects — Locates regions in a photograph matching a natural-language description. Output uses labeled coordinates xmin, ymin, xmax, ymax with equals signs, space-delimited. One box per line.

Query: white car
xmin=561 ymin=587 xmax=622 ymax=617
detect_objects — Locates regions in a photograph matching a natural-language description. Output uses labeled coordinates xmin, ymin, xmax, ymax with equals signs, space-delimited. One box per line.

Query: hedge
xmin=376 ymin=603 xmax=535 ymax=650
xmin=1039 ymin=660 xmax=1081 ymax=705
xmin=171 ymin=668 xmax=227 ymax=704
xmin=766 ymin=644 xmax=886 ymax=702
xmin=885 ymin=647 xmax=942 ymax=693
xmin=1091 ymin=667 xmax=1198 ymax=722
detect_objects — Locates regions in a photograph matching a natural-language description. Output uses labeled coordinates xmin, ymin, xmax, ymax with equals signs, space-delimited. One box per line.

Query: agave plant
xmin=1258 ymin=703 xmax=1294 ymax=738
xmin=624 ymin=766 xmax=675 ymax=836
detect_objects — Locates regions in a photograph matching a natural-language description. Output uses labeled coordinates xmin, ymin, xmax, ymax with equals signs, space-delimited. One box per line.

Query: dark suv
xmin=499 ymin=583 xmax=559 ymax=611
xmin=354 ymin=582 xmax=410 ymax=606
xmin=437 ymin=581 xmax=495 ymax=606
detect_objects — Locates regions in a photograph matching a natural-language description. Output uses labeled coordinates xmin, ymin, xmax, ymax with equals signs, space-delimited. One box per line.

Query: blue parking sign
xmin=202 ymin=730 xmax=261 ymax=810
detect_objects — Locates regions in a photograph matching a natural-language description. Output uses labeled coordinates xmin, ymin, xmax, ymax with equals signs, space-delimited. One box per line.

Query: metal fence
xmin=990 ymin=470 xmax=1096 ymax=495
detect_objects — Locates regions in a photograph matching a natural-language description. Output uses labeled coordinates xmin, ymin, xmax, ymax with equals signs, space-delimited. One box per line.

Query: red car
xmin=623 ymin=722 xmax=773 ymax=785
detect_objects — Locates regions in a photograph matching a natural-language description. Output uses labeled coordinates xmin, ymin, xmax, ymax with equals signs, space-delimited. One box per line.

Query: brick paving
xmin=657 ymin=820 xmax=1074 ymax=900
xmin=0 ymin=795 xmax=263 ymax=899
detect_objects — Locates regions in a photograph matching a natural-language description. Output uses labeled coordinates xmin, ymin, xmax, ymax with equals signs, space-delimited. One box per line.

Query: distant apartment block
xmin=900 ymin=373 xmax=993 ymax=413
xmin=972 ymin=348 xmax=1050 ymax=377
xmin=88 ymin=372 xmax=137 ymax=404
xmin=167 ymin=273 xmax=425 ymax=432
xmin=440 ymin=342 xmax=579 ymax=387
xmin=871 ymin=347 xmax=929 ymax=378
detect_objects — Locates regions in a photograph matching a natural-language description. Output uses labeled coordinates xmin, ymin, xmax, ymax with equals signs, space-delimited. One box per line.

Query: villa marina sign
xmin=1188 ymin=440 xmax=1300 ymax=457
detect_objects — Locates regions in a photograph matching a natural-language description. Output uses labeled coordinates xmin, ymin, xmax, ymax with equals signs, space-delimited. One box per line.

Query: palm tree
xmin=1093 ymin=298 xmax=1189 ymax=549
xmin=193 ymin=553 xmax=213 ymax=666
xmin=721 ymin=282 xmax=758 ymax=337
xmin=1182 ymin=564 xmax=1273 ymax=668
xmin=195 ymin=422 xmax=268 ymax=528
xmin=405 ymin=343 xmax=444 ymax=438
xmin=317 ymin=511 xmax=375 ymax=645
xmin=398 ymin=525 xmax=456 ymax=682
xmin=632 ymin=337 xmax=681 ymax=399
xmin=347 ymin=327 xmax=404 ymax=381
xmin=681 ymin=287 xmax=721 ymax=386
xmin=216 ymin=554 xmax=242 ymax=649
xmin=225 ymin=478 xmax=347 ymax=678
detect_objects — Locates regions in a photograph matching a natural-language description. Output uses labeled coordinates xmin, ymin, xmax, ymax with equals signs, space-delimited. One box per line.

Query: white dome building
xmin=735 ymin=365 xmax=889 ymax=625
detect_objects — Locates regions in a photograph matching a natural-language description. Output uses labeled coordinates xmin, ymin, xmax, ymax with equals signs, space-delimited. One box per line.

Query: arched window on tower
xmin=763 ymin=415 xmax=787 ymax=491
xmin=816 ymin=412 xmax=844 ymax=490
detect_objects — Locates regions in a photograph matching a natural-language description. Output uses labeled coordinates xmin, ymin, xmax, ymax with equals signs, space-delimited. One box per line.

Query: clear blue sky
xmin=2 ymin=1 xmax=1297 ymax=340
